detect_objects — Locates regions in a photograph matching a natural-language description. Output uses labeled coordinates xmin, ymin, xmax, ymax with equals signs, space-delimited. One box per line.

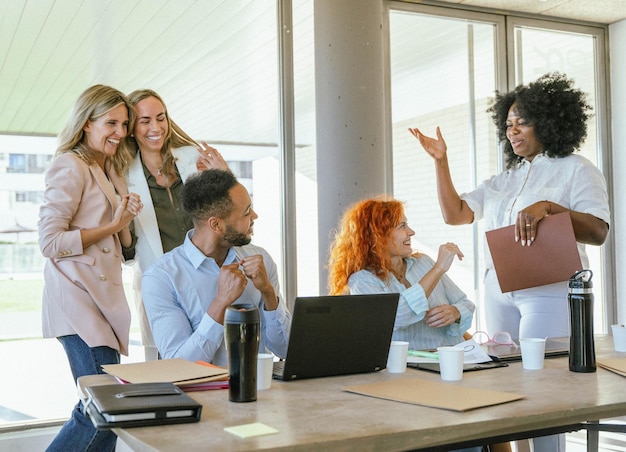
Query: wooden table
xmin=100 ymin=336 xmax=626 ymax=451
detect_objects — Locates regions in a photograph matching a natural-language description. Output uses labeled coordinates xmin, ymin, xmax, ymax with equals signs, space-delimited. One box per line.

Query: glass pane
xmin=293 ymin=0 xmax=319 ymax=296
xmin=390 ymin=11 xmax=499 ymax=330
xmin=0 ymin=1 xmax=282 ymax=428
xmin=513 ymin=26 xmax=606 ymax=332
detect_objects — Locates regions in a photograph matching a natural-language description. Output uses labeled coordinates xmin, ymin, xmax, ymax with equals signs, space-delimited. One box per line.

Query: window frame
xmin=386 ymin=1 xmax=615 ymax=331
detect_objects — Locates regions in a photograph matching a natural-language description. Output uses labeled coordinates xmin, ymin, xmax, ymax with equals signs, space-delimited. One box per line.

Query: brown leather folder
xmin=485 ymin=212 xmax=582 ymax=293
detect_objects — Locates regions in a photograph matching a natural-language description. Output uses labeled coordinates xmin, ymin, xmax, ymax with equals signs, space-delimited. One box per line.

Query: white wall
xmin=609 ymin=19 xmax=626 ymax=324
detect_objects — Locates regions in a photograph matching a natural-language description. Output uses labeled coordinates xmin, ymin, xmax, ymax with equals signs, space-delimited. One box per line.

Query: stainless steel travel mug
xmin=224 ymin=304 xmax=260 ymax=402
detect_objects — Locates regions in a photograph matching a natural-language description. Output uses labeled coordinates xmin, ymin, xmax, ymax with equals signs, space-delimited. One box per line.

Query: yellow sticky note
xmin=224 ymin=422 xmax=279 ymax=438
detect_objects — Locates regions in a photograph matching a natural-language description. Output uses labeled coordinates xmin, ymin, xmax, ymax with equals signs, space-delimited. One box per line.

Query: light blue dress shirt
xmin=348 ymin=254 xmax=475 ymax=350
xmin=142 ymin=230 xmax=292 ymax=366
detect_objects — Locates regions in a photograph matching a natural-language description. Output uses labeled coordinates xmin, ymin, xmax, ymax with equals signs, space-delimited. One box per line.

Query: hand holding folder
xmin=485 ymin=212 xmax=582 ymax=293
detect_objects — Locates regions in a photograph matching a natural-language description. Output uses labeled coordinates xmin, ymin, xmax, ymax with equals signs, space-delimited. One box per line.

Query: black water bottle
xmin=224 ymin=304 xmax=260 ymax=402
xmin=568 ymin=269 xmax=596 ymax=373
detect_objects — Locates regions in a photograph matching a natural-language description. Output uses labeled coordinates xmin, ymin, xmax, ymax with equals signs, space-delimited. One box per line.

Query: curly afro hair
xmin=488 ymin=72 xmax=592 ymax=169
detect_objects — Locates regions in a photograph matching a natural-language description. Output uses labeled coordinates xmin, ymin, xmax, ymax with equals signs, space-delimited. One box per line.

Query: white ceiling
xmin=0 ymin=0 xmax=623 ymax=148
xmin=0 ymin=0 xmax=296 ymax=146
xmin=430 ymin=0 xmax=626 ymax=25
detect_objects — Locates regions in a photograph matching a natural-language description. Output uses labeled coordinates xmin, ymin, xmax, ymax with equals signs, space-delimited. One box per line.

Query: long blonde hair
xmin=56 ymin=84 xmax=135 ymax=175
xmin=126 ymin=89 xmax=198 ymax=186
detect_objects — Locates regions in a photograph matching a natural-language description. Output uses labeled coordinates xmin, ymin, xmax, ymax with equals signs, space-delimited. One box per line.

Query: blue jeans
xmin=46 ymin=335 xmax=120 ymax=452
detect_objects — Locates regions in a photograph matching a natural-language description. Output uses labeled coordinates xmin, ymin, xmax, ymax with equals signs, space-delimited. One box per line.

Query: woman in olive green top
xmin=126 ymin=89 xmax=229 ymax=360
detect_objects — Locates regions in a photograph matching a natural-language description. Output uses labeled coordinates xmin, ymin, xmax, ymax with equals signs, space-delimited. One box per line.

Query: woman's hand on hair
xmin=196 ymin=142 xmax=230 ymax=172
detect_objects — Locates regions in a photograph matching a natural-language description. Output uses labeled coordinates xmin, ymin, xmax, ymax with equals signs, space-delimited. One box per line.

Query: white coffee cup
xmin=437 ymin=346 xmax=464 ymax=381
xmin=257 ymin=353 xmax=274 ymax=390
xmin=519 ymin=338 xmax=546 ymax=370
xmin=387 ymin=341 xmax=409 ymax=373
xmin=611 ymin=325 xmax=626 ymax=352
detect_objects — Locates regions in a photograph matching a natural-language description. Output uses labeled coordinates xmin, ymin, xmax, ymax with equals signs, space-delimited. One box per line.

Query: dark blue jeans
xmin=46 ymin=335 xmax=120 ymax=452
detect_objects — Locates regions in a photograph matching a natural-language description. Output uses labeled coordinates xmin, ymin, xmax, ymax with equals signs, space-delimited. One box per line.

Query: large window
xmin=0 ymin=0 xmax=320 ymax=431
xmin=390 ymin=6 xmax=504 ymax=330
xmin=508 ymin=19 xmax=611 ymax=328
xmin=293 ymin=0 xmax=318 ymax=296
xmin=389 ymin=4 xmax=611 ymax=333
xmin=0 ymin=0 xmax=289 ymax=429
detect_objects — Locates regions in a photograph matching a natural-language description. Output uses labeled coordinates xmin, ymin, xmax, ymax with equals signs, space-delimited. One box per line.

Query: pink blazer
xmin=38 ymin=153 xmax=131 ymax=355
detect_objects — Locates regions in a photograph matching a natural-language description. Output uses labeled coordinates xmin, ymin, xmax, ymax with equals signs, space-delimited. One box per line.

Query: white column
xmin=314 ymin=0 xmax=388 ymax=293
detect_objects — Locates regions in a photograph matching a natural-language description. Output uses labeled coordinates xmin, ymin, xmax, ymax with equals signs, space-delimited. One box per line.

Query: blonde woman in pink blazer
xmin=38 ymin=85 xmax=142 ymax=452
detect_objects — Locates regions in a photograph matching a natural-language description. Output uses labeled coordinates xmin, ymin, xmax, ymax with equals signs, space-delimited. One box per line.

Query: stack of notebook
xmin=85 ymin=382 xmax=202 ymax=429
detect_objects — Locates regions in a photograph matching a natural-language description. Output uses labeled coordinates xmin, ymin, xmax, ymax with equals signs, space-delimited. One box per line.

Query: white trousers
xmin=484 ymin=268 xmax=568 ymax=452
xmin=483 ymin=268 xmax=570 ymax=340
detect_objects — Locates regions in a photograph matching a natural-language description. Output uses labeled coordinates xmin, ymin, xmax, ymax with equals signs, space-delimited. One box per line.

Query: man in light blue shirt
xmin=142 ymin=169 xmax=291 ymax=366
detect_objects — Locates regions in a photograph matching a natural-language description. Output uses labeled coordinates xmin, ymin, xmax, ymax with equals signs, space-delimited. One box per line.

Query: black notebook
xmin=273 ymin=293 xmax=400 ymax=381
xmin=409 ymin=360 xmax=509 ymax=373
xmin=84 ymin=382 xmax=202 ymax=429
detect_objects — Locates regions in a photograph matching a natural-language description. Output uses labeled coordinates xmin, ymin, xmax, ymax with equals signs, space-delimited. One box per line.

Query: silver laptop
xmin=273 ymin=293 xmax=400 ymax=381
xmin=483 ymin=337 xmax=570 ymax=362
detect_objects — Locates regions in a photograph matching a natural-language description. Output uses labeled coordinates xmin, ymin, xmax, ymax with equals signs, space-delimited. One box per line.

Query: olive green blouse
xmin=142 ymin=164 xmax=194 ymax=253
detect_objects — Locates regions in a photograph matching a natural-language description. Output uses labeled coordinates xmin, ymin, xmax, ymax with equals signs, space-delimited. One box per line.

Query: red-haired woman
xmin=327 ymin=196 xmax=475 ymax=350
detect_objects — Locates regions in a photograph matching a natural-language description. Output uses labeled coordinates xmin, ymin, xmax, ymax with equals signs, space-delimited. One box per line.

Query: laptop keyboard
xmin=273 ymin=360 xmax=285 ymax=377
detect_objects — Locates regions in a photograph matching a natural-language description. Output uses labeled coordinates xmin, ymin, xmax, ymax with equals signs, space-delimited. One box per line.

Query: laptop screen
xmin=274 ymin=293 xmax=400 ymax=381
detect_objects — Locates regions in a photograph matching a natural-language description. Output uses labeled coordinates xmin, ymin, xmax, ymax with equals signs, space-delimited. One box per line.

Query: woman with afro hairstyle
xmin=409 ymin=73 xmax=610 ymax=451
xmin=327 ymin=197 xmax=475 ymax=351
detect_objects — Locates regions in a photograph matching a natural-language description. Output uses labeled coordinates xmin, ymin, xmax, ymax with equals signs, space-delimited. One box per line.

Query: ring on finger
xmin=525 ymin=223 xmax=531 ymax=227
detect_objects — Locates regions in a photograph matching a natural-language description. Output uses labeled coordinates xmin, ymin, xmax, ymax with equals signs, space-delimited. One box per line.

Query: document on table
xmin=407 ymin=339 xmax=492 ymax=364
xmin=597 ymin=358 xmax=626 ymax=377
xmin=345 ymin=378 xmax=524 ymax=412
xmin=102 ymin=358 xmax=228 ymax=386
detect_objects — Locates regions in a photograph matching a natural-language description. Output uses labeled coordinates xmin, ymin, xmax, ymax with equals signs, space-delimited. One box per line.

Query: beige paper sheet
xmin=102 ymin=358 xmax=228 ymax=385
xmin=597 ymin=358 xmax=626 ymax=377
xmin=345 ymin=378 xmax=524 ymax=412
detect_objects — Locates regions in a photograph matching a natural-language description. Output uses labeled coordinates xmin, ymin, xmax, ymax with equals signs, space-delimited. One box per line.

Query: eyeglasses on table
xmin=472 ymin=330 xmax=518 ymax=347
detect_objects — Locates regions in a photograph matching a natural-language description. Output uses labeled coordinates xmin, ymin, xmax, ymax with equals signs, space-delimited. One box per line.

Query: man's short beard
xmin=223 ymin=225 xmax=251 ymax=247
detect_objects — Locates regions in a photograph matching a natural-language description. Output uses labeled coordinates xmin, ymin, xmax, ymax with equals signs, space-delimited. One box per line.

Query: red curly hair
xmin=327 ymin=197 xmax=405 ymax=295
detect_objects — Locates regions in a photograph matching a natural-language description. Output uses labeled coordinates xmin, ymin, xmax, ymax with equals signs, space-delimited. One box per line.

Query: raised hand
xmin=408 ymin=126 xmax=448 ymax=160
xmin=433 ymin=242 xmax=464 ymax=273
